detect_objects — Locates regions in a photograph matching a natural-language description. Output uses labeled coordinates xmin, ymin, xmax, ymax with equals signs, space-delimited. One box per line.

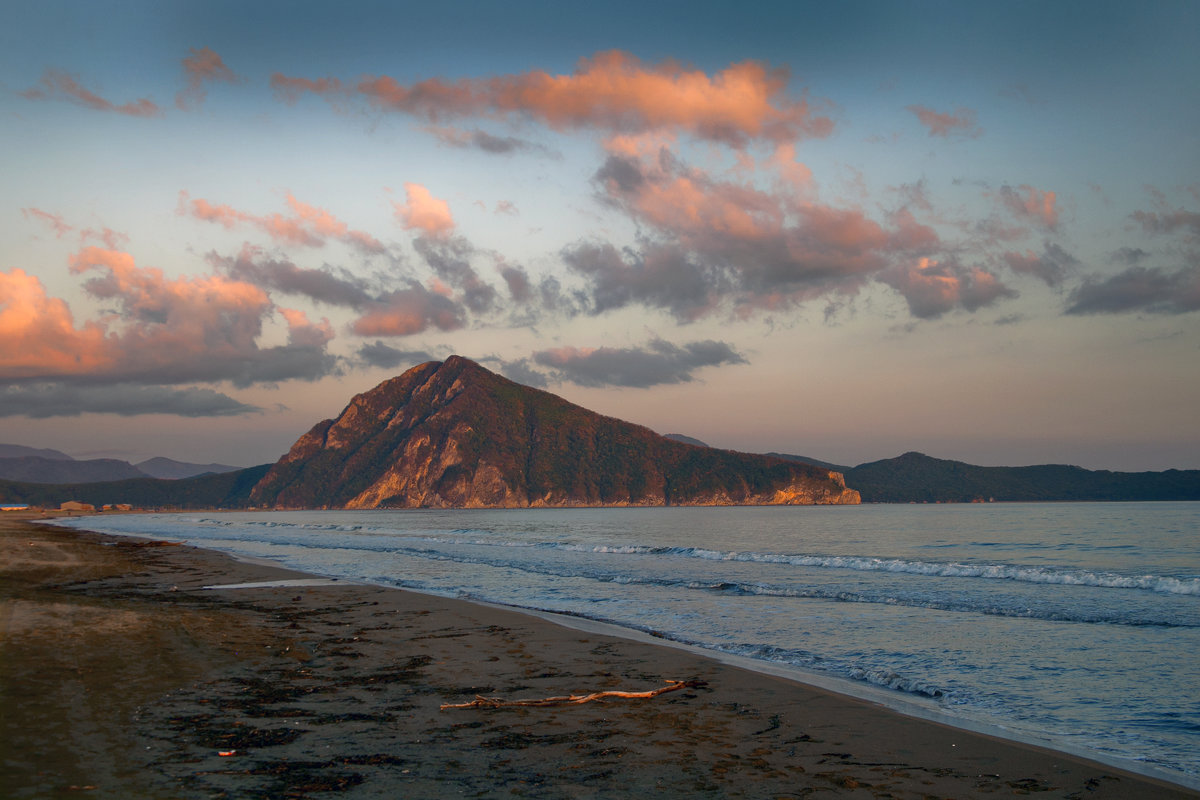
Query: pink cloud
xmin=0 ymin=268 xmax=113 ymax=379
xmin=176 ymin=47 xmax=238 ymax=110
xmin=180 ymin=191 xmax=383 ymax=253
xmin=585 ymin=148 xmax=941 ymax=317
xmin=393 ymin=183 xmax=455 ymax=237
xmin=22 ymin=208 xmax=74 ymax=238
xmin=998 ymin=185 xmax=1059 ymax=230
xmin=2 ymin=240 xmax=340 ymax=387
xmin=278 ymin=307 xmax=334 ymax=347
xmin=20 ymin=69 xmax=161 ymax=117
xmin=881 ymin=257 xmax=1016 ymax=318
xmin=350 ymin=285 xmax=466 ymax=336
xmin=279 ymin=50 xmax=833 ymax=148
xmin=907 ymin=105 xmax=982 ymax=138
xmin=269 ymin=74 xmax=346 ymax=104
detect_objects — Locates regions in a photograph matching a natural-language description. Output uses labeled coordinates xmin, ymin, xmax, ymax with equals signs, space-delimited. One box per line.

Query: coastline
xmin=3 ymin=515 xmax=1196 ymax=799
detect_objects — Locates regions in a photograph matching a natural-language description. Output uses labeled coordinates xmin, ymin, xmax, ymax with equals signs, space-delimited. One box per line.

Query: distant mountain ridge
xmin=773 ymin=451 xmax=1200 ymax=503
xmin=0 ymin=444 xmax=73 ymax=461
xmin=249 ymin=357 xmax=860 ymax=509
xmin=134 ymin=457 xmax=243 ymax=480
xmin=0 ymin=446 xmax=242 ymax=484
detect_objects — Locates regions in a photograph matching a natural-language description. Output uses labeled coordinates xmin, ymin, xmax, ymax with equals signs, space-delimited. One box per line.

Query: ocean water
xmin=51 ymin=503 xmax=1200 ymax=787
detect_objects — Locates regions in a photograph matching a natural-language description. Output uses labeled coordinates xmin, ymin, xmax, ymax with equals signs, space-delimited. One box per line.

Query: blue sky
xmin=2 ymin=0 xmax=1198 ymax=470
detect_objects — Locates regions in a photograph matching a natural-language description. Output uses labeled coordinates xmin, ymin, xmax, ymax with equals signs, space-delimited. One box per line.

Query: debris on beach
xmin=440 ymin=679 xmax=704 ymax=709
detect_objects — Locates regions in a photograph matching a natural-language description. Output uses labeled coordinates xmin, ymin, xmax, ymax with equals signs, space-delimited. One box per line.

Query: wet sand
xmin=2 ymin=515 xmax=1196 ymax=799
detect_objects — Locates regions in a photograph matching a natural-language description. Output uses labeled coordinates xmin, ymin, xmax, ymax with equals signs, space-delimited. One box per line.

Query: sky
xmin=2 ymin=0 xmax=1198 ymax=471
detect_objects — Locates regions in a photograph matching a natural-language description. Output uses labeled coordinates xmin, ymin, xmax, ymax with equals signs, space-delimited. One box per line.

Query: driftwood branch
xmin=440 ymin=679 xmax=703 ymax=710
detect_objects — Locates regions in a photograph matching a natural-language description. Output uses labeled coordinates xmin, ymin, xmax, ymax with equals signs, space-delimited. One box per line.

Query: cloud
xmin=176 ymin=47 xmax=238 ymax=110
xmin=1131 ymin=208 xmax=1200 ymax=238
xmin=532 ymin=339 xmax=747 ymax=388
xmin=1065 ymin=265 xmax=1200 ymax=315
xmin=907 ymin=105 xmax=982 ymax=138
xmin=1112 ymin=247 xmax=1151 ymax=266
xmin=277 ymin=50 xmax=833 ymax=148
xmin=210 ymin=247 xmax=375 ymax=308
xmin=413 ymin=236 xmax=499 ymax=313
xmin=350 ymin=283 xmax=467 ymax=336
xmin=562 ymin=239 xmax=724 ymax=320
xmin=425 ymin=125 xmax=555 ymax=157
xmin=270 ymin=73 xmax=346 ymax=103
xmin=881 ymin=257 xmax=1017 ymax=319
xmin=277 ymin=307 xmax=334 ymax=348
xmin=393 ymin=183 xmax=455 ymax=237
xmin=577 ymin=148 xmax=942 ymax=319
xmin=22 ymin=207 xmax=74 ymax=238
xmin=354 ymin=342 xmax=436 ymax=370
xmin=498 ymin=263 xmax=532 ymax=302
xmin=1002 ymin=241 xmax=1079 ymax=287
xmin=20 ymin=69 xmax=160 ymax=117
xmin=0 ymin=247 xmax=340 ymax=389
xmin=180 ymin=192 xmax=383 ymax=253
xmin=0 ymin=383 xmax=260 ymax=418
xmin=998 ymin=184 xmax=1059 ymax=230
xmin=0 ymin=267 xmax=113 ymax=379
xmin=489 ymin=357 xmax=550 ymax=388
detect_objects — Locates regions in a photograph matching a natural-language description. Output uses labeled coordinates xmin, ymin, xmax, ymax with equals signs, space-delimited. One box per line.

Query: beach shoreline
xmin=3 ymin=514 xmax=1196 ymax=799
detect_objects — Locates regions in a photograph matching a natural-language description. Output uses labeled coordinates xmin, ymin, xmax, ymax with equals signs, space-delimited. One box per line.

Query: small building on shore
xmin=59 ymin=501 xmax=96 ymax=513
xmin=1 ymin=503 xmax=30 ymax=511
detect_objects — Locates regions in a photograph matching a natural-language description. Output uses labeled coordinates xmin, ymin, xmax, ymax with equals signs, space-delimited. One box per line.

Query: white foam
xmin=201 ymin=578 xmax=353 ymax=590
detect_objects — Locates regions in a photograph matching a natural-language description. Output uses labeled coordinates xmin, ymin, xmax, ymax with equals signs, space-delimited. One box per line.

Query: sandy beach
xmin=2 ymin=515 xmax=1196 ymax=799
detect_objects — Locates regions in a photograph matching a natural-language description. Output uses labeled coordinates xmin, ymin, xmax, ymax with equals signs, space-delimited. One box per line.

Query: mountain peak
xmin=250 ymin=358 xmax=859 ymax=509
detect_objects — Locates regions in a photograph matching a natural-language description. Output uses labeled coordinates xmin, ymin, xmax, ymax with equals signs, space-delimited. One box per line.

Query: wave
xmin=316 ymin=541 xmax=1197 ymax=628
xmin=557 ymin=543 xmax=1200 ymax=598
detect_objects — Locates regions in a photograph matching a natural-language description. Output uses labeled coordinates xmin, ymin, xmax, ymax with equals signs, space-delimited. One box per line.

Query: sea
xmin=50 ymin=502 xmax=1200 ymax=789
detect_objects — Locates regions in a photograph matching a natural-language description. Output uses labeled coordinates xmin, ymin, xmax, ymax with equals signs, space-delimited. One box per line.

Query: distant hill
xmin=663 ymin=433 xmax=710 ymax=448
xmin=0 ymin=464 xmax=271 ymax=509
xmin=250 ymin=357 xmax=860 ymax=509
xmin=772 ymin=451 xmax=1200 ymax=502
xmin=0 ymin=444 xmax=73 ymax=461
xmin=135 ymin=457 xmax=243 ymax=480
xmin=0 ymin=444 xmax=244 ymax=483
xmin=0 ymin=456 xmax=150 ymax=484
xmin=766 ymin=453 xmax=851 ymax=472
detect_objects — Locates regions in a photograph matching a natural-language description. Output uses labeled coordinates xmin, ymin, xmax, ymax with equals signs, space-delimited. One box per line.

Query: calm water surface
xmin=53 ymin=502 xmax=1200 ymax=787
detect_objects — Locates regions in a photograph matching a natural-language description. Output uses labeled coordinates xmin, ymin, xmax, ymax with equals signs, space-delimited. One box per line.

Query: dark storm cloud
xmin=0 ymin=383 xmax=261 ymax=418
xmin=532 ymin=339 xmax=747 ymax=388
xmin=1065 ymin=265 xmax=1200 ymax=315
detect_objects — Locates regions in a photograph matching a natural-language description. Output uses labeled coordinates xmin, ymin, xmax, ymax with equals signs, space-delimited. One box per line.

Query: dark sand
xmin=2 ymin=516 xmax=1196 ymax=799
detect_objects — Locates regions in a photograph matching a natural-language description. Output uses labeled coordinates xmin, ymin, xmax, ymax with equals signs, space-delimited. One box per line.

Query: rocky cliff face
xmin=250 ymin=356 xmax=860 ymax=509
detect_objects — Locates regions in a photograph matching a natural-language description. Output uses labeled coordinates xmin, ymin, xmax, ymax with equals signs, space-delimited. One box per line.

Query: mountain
xmin=135 ymin=457 xmax=243 ymax=480
xmin=771 ymin=451 xmax=1200 ymax=503
xmin=0 ymin=444 xmax=73 ymax=461
xmin=0 ymin=456 xmax=150 ymax=484
xmin=663 ymin=433 xmax=710 ymax=448
xmin=766 ymin=453 xmax=851 ymax=472
xmin=250 ymin=357 xmax=860 ymax=509
xmin=0 ymin=464 xmax=271 ymax=509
